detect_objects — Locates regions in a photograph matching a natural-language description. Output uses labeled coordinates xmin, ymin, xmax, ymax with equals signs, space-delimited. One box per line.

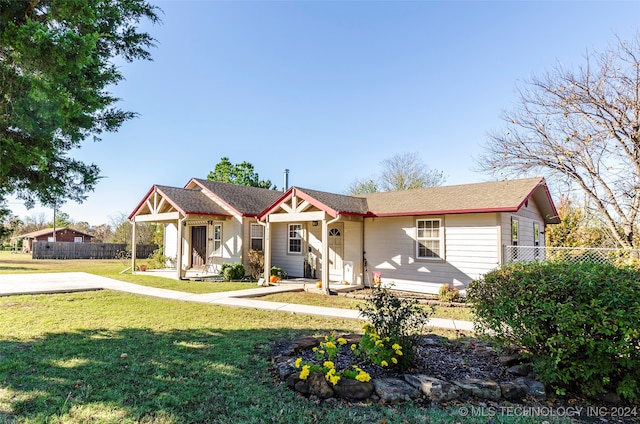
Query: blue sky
xmin=8 ymin=0 xmax=640 ymax=225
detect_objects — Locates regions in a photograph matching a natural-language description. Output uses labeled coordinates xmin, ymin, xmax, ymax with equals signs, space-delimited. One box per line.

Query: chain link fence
xmin=503 ymin=245 xmax=640 ymax=266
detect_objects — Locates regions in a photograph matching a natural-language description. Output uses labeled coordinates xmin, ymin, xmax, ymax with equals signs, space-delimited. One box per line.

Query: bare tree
xmin=479 ymin=33 xmax=640 ymax=248
xmin=346 ymin=152 xmax=445 ymax=195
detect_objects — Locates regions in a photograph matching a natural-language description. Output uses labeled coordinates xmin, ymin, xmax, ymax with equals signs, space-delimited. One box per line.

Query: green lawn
xmin=256 ymin=291 xmax=474 ymax=322
xmin=0 ymin=253 xmax=556 ymax=423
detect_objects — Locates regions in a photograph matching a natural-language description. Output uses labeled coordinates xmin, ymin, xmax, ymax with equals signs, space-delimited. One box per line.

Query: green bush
xmin=467 ymin=261 xmax=640 ymax=401
xmin=357 ymin=286 xmax=433 ymax=367
xmin=270 ymin=266 xmax=287 ymax=280
xmin=438 ymin=283 xmax=460 ymax=302
xmin=220 ymin=263 xmax=245 ymax=281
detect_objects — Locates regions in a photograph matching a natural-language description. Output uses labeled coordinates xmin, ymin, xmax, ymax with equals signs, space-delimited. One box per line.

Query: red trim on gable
xmin=128 ymin=185 xmax=158 ymax=220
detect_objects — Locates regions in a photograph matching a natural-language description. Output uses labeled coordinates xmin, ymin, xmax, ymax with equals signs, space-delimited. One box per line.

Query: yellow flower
xmin=323 ymin=361 xmax=334 ymax=369
xmin=329 ymin=375 xmax=341 ymax=385
xmin=295 ymin=358 xmax=303 ymax=369
xmin=385 ymin=337 xmax=390 ymax=342
xmin=381 ymin=360 xmax=389 ymax=367
xmin=356 ymin=371 xmax=371 ymax=382
xmin=391 ymin=357 xmax=398 ymax=364
xmin=350 ymin=344 xmax=357 ymax=351
xmin=395 ymin=350 xmax=403 ymax=356
xmin=299 ymin=365 xmax=310 ymax=380
xmin=337 ymin=337 xmax=347 ymax=345
xmin=325 ymin=341 xmax=336 ymax=349
xmin=312 ymin=347 xmax=318 ymax=352
xmin=392 ymin=343 xmax=402 ymax=350
xmin=375 ymin=339 xmax=383 ymax=347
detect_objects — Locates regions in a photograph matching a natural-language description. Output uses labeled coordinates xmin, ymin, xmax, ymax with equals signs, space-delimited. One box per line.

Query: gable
xmin=129 ymin=185 xmax=231 ymax=222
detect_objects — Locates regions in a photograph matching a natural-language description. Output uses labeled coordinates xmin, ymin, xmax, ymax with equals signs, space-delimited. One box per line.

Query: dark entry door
xmin=191 ymin=226 xmax=206 ymax=267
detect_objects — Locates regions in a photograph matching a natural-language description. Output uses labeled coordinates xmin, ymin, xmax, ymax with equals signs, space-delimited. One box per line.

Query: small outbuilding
xmin=15 ymin=227 xmax=94 ymax=253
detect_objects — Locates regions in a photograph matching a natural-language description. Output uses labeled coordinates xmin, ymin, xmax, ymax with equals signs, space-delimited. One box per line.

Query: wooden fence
xmin=32 ymin=242 xmax=158 ymax=260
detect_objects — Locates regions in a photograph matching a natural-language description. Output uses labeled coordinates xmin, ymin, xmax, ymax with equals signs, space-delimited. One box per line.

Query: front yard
xmin=0 ymin=253 xmax=556 ymax=423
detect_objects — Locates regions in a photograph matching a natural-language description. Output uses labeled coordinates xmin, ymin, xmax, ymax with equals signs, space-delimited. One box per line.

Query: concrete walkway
xmin=0 ymin=272 xmax=474 ymax=332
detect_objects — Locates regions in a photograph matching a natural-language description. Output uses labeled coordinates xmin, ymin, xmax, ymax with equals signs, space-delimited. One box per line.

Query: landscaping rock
xmin=294 ymin=379 xmax=310 ymax=395
xmin=500 ymin=382 xmax=526 ymax=400
xmin=515 ymin=377 xmax=546 ymax=400
xmin=286 ymin=372 xmax=300 ymax=388
xmin=334 ymin=378 xmax=374 ymax=400
xmin=591 ymin=391 xmax=621 ymax=405
xmin=291 ymin=336 xmax=321 ymax=350
xmin=373 ymin=378 xmax=422 ymax=403
xmin=507 ymin=363 xmax=532 ymax=376
xmin=273 ymin=357 xmax=297 ymax=380
xmin=452 ymin=379 xmax=501 ymax=401
xmin=422 ymin=334 xmax=445 ymax=347
xmin=498 ymin=353 xmax=522 ymax=367
xmin=307 ymin=371 xmax=335 ymax=399
xmin=404 ymin=375 xmax=460 ymax=402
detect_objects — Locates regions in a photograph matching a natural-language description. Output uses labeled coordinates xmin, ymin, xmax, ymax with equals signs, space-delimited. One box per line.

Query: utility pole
xmin=52 ymin=205 xmax=56 ymax=242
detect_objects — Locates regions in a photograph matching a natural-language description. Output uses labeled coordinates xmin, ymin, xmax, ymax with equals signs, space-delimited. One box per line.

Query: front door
xmin=328 ymin=223 xmax=344 ymax=282
xmin=191 ymin=226 xmax=206 ymax=267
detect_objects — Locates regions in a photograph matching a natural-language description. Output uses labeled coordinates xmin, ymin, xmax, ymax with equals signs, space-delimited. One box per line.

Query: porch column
xmin=131 ymin=220 xmax=137 ymax=272
xmin=322 ymin=218 xmax=330 ymax=294
xmin=176 ymin=218 xmax=184 ymax=279
xmin=264 ymin=221 xmax=271 ymax=283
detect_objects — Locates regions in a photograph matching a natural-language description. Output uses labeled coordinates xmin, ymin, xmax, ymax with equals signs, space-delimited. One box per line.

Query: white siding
xmin=270 ymin=222 xmax=306 ymax=278
xmin=364 ymin=214 xmax=500 ymax=294
xmin=343 ymin=220 xmax=364 ymax=285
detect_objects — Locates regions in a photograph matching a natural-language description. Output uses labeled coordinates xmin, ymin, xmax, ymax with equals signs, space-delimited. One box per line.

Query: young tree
xmin=0 ymin=0 xmax=160 ymax=209
xmin=207 ymin=157 xmax=275 ymax=189
xmin=346 ymin=152 xmax=445 ymax=195
xmin=479 ymin=33 xmax=640 ymax=248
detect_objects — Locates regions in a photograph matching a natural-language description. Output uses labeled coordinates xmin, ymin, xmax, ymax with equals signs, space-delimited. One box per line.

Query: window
xmin=74 ymin=237 xmax=83 ymax=243
xmin=533 ymin=222 xmax=540 ymax=246
xmin=416 ymin=219 xmax=442 ymax=259
xmin=213 ymin=223 xmax=223 ymax=257
xmin=511 ymin=218 xmax=519 ymax=246
xmin=250 ymin=224 xmax=264 ymax=251
xmin=288 ymin=224 xmax=302 ymax=254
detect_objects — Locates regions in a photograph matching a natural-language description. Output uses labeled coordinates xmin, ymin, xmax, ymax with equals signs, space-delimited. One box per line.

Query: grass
xmin=0 ymin=252 xmax=559 ymax=423
xmin=256 ymin=291 xmax=474 ymax=322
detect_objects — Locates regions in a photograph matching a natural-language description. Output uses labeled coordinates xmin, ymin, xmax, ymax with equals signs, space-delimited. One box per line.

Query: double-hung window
xmin=288 ymin=224 xmax=302 ymax=254
xmin=250 ymin=224 xmax=264 ymax=251
xmin=416 ymin=219 xmax=442 ymax=259
xmin=213 ymin=223 xmax=223 ymax=257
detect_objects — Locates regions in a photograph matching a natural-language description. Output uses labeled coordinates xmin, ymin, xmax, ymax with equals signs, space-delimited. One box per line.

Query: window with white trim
xmin=511 ymin=218 xmax=519 ymax=246
xmin=250 ymin=223 xmax=264 ymax=251
xmin=213 ymin=223 xmax=223 ymax=257
xmin=74 ymin=237 xmax=83 ymax=243
xmin=288 ymin=224 xmax=302 ymax=254
xmin=416 ymin=219 xmax=442 ymax=259
xmin=533 ymin=222 xmax=540 ymax=246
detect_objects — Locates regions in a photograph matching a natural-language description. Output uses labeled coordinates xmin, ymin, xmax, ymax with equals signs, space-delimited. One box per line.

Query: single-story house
xmin=15 ymin=227 xmax=94 ymax=253
xmin=128 ymin=177 xmax=559 ymax=294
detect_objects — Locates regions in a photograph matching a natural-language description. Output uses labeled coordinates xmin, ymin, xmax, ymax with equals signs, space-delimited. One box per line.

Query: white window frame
xmin=288 ymin=224 xmax=303 ymax=254
xmin=533 ymin=222 xmax=540 ymax=246
xmin=416 ymin=218 xmax=443 ymax=260
xmin=213 ymin=223 xmax=223 ymax=257
xmin=74 ymin=236 xmax=83 ymax=243
xmin=250 ymin=223 xmax=264 ymax=251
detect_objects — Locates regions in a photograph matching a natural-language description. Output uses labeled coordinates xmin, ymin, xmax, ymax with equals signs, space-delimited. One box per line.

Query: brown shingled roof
xmin=294 ymin=187 xmax=370 ymax=215
xmin=155 ymin=186 xmax=230 ymax=216
xmin=191 ymin=179 xmax=283 ymax=216
xmin=359 ymin=177 xmax=559 ymax=223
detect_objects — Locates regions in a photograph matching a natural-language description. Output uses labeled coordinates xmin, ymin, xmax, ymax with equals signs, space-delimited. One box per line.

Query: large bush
xmin=467 ymin=261 xmax=640 ymax=401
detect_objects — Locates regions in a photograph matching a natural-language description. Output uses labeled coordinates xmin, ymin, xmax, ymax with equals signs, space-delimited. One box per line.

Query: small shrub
xmin=220 ymin=263 xmax=245 ymax=281
xmin=438 ymin=283 xmax=460 ymax=302
xmin=147 ymin=247 xmax=167 ymax=270
xmin=270 ymin=266 xmax=287 ymax=280
xmin=357 ymin=285 xmax=433 ymax=367
xmin=247 ymin=249 xmax=264 ymax=279
xmin=467 ymin=261 xmax=640 ymax=401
